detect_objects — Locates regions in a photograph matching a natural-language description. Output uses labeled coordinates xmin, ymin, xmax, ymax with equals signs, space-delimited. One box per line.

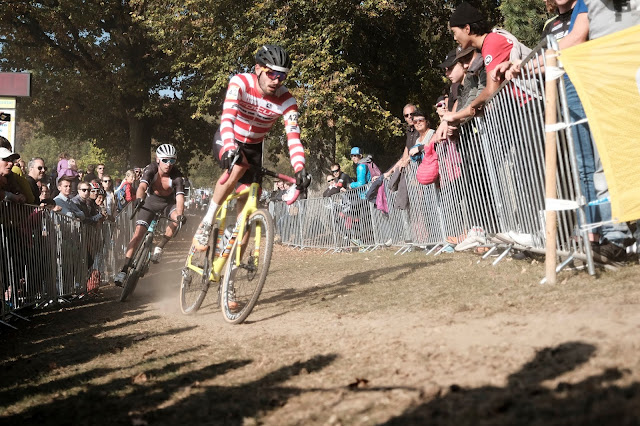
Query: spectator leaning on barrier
xmin=323 ymin=174 xmax=341 ymax=198
xmin=71 ymin=181 xmax=94 ymax=222
xmin=87 ymin=182 xmax=107 ymax=223
xmin=0 ymin=146 xmax=26 ymax=204
xmin=348 ymin=147 xmax=371 ymax=191
xmin=26 ymin=157 xmax=47 ymax=202
xmin=0 ymin=138 xmax=32 ymax=204
xmin=408 ymin=109 xmax=435 ymax=160
xmin=10 ymin=158 xmax=35 ymax=205
xmin=456 ymin=47 xmax=485 ymax=112
xmin=383 ymin=103 xmax=417 ymax=179
xmin=330 ymin=163 xmax=352 ymax=190
xmin=439 ymin=2 xmax=519 ymax=135
xmin=54 ymin=175 xmax=85 ymax=220
xmin=101 ymin=174 xmax=116 ymax=216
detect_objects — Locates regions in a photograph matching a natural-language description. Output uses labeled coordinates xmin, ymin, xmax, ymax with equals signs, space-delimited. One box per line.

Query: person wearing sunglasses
xmin=376 ymin=103 xmax=419 ymax=181
xmin=26 ymin=157 xmax=48 ymax=202
xmin=100 ymin=174 xmax=116 ymax=216
xmin=323 ymin=174 xmax=341 ymax=198
xmin=330 ymin=164 xmax=352 ymax=190
xmin=196 ymin=44 xmax=311 ymax=247
xmin=115 ymin=144 xmax=186 ymax=285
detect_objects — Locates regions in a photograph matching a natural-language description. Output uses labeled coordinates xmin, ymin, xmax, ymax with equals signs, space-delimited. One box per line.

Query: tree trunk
xmin=127 ymin=114 xmax=152 ymax=169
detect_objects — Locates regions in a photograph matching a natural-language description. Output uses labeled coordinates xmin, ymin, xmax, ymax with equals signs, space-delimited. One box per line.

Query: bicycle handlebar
xmin=130 ymin=203 xmax=185 ymax=233
xmin=219 ymin=152 xmax=301 ymax=205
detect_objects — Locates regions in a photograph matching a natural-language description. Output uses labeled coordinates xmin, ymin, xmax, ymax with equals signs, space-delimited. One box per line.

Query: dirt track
xmin=2 ymin=239 xmax=640 ymax=425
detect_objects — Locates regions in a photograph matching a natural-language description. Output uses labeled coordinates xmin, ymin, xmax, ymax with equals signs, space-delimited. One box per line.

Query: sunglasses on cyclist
xmin=161 ymin=158 xmax=176 ymax=164
xmin=265 ymin=70 xmax=287 ymax=82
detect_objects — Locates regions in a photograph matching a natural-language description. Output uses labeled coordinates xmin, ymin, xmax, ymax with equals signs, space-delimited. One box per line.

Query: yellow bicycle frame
xmin=185 ymin=181 xmax=262 ymax=283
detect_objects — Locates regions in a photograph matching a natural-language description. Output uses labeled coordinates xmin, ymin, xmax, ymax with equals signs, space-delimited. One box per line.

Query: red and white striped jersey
xmin=220 ymin=73 xmax=305 ymax=172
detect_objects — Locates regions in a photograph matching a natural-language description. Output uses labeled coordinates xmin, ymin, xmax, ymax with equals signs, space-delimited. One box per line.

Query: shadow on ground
xmin=383 ymin=341 xmax=640 ymax=425
xmin=1 ymin=353 xmax=340 ymax=425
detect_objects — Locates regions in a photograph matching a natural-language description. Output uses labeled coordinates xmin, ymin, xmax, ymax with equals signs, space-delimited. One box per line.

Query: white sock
xmin=202 ymin=202 xmax=220 ymax=225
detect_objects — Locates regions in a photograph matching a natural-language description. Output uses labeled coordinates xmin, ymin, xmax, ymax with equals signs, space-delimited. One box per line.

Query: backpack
xmin=492 ymin=28 xmax=540 ymax=103
xmin=492 ymin=28 xmax=533 ymax=62
xmin=362 ymin=155 xmax=381 ymax=179
xmin=114 ymin=183 xmax=127 ymax=211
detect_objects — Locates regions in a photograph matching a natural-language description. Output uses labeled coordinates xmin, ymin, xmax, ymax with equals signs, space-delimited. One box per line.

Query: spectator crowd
xmin=317 ymin=0 xmax=639 ymax=261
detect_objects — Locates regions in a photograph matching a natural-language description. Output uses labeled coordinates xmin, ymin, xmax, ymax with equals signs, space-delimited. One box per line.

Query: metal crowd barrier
xmin=1 ymin=201 xmax=136 ymax=328
xmin=270 ymin=38 xmax=594 ymax=275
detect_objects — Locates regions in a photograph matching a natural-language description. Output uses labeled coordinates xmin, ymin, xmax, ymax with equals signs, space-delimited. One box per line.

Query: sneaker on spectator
xmin=496 ymin=231 xmax=534 ymax=247
xmin=150 ymin=246 xmax=163 ymax=263
xmin=114 ymin=271 xmax=127 ymax=287
xmin=455 ymin=227 xmax=486 ymax=252
xmin=591 ymin=239 xmax=626 ymax=263
xmin=447 ymin=232 xmax=467 ymax=245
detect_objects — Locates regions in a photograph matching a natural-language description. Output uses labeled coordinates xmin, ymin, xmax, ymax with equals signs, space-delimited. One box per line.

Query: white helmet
xmin=156 ymin=143 xmax=177 ymax=159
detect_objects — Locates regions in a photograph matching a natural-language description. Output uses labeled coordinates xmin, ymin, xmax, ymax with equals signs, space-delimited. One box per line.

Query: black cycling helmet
xmin=255 ymin=45 xmax=292 ymax=73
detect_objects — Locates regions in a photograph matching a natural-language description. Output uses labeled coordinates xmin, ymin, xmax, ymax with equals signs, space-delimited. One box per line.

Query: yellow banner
xmin=561 ymin=24 xmax=640 ymax=223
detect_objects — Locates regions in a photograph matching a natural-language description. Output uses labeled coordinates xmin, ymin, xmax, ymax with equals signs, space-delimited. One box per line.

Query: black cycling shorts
xmin=136 ymin=194 xmax=176 ymax=228
xmin=212 ymin=127 xmax=263 ymax=186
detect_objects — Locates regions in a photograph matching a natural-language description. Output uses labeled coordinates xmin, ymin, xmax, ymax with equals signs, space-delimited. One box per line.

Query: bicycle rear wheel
xmin=120 ymin=241 xmax=150 ymax=302
xmin=221 ymin=209 xmax=274 ymax=324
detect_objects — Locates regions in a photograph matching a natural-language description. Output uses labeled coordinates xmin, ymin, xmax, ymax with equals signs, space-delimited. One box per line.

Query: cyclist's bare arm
xmin=136 ymin=181 xmax=148 ymax=201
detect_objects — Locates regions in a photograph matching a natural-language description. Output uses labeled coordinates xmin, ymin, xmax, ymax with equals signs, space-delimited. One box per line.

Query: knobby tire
xmin=180 ymin=230 xmax=215 ymax=314
xmin=119 ymin=237 xmax=151 ymax=302
xmin=221 ymin=209 xmax=274 ymax=324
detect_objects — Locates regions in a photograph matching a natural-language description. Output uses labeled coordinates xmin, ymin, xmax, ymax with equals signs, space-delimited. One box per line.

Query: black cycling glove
xmin=295 ymin=168 xmax=312 ymax=190
xmin=221 ymin=149 xmax=238 ymax=171
xmin=134 ymin=198 xmax=144 ymax=211
xmin=177 ymin=215 xmax=187 ymax=225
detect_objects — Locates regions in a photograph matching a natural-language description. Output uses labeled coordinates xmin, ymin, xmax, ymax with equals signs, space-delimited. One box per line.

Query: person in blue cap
xmin=348 ymin=147 xmax=371 ymax=189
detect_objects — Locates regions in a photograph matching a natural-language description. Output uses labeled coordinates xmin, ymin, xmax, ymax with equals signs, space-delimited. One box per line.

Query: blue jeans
xmin=565 ymin=76 xmax=599 ymax=227
xmin=565 ymin=76 xmax=631 ymax=245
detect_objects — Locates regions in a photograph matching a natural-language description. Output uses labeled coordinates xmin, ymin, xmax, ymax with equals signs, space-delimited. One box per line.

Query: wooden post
xmin=544 ymin=49 xmax=559 ymax=284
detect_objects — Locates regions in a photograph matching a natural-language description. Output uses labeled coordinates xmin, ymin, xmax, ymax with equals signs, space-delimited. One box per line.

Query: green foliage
xmin=186 ymin=153 xmax=221 ymax=189
xmin=2 ymin=0 xmax=551 ymax=189
xmin=17 ymin=121 xmax=128 ymax=178
xmin=0 ymin=0 xmax=205 ymax=168
xmin=499 ymin=0 xmax=549 ymax=48
xmin=134 ymin=0 xmax=459 ymax=178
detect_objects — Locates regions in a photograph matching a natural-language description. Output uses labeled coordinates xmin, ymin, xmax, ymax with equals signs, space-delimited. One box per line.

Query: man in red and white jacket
xmin=195 ymin=44 xmax=311 ymax=245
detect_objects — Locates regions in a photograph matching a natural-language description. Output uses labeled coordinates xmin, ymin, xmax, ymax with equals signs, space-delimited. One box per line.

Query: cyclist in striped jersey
xmin=194 ymin=44 xmax=311 ymax=246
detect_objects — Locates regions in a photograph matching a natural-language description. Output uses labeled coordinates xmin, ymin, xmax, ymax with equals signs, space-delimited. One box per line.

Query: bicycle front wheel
xmin=180 ymin=253 xmax=210 ymax=315
xmin=120 ymin=242 xmax=150 ymax=302
xmin=221 ymin=209 xmax=274 ymax=324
